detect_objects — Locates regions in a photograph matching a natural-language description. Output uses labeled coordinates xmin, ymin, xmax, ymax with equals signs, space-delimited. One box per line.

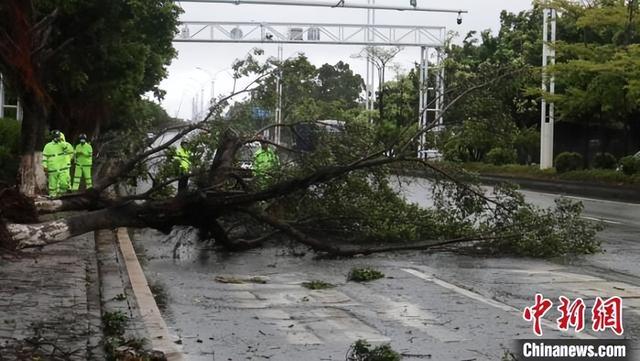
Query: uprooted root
xmin=0 ymin=187 xmax=38 ymax=223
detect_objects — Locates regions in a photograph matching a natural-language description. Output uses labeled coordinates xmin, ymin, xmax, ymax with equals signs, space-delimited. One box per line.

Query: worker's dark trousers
xmin=177 ymin=175 xmax=188 ymax=195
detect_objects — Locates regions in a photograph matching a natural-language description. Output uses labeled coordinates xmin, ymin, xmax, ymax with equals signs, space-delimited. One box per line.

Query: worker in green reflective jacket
xmin=72 ymin=133 xmax=93 ymax=191
xmin=42 ymin=130 xmax=73 ymax=197
xmin=173 ymin=144 xmax=192 ymax=193
xmin=253 ymin=140 xmax=279 ymax=187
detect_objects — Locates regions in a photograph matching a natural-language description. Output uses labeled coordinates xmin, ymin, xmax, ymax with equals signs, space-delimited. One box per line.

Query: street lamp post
xmin=196 ymin=67 xmax=215 ymax=106
xmin=196 ymin=67 xmax=233 ymax=107
xmin=187 ymin=77 xmax=206 ymax=121
xmin=540 ymin=8 xmax=556 ymax=169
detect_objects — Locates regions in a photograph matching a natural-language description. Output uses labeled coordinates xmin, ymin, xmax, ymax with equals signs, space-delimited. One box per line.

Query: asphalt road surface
xmin=135 ymin=178 xmax=640 ymax=360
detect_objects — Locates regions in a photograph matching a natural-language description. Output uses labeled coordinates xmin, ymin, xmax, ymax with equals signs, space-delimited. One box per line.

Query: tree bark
xmin=17 ymin=94 xmax=48 ymax=196
xmin=5 ymin=198 xmax=193 ymax=249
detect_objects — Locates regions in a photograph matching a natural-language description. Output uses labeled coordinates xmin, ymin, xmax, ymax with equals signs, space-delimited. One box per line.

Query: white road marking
xmin=519 ymin=190 xmax=640 ymax=207
xmin=581 ymin=216 xmax=623 ymax=225
xmin=564 ymin=195 xmax=640 ymax=207
xmin=347 ymin=284 xmax=467 ymax=343
xmin=402 ymin=268 xmax=596 ymax=340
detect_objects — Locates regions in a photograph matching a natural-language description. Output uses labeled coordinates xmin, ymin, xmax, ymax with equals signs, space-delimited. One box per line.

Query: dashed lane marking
xmin=402 ymin=268 xmax=595 ymax=340
xmin=581 ymin=216 xmax=623 ymax=225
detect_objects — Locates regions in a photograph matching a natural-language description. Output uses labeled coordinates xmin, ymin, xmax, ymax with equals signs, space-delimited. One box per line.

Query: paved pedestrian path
xmin=0 ymin=233 xmax=103 ymax=360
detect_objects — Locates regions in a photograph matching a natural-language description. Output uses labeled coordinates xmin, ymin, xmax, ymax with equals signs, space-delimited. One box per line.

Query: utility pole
xmin=540 ymin=8 xmax=556 ymax=169
xmin=366 ymin=0 xmax=376 ymax=118
xmin=274 ymin=44 xmax=283 ymax=144
xmin=418 ymin=46 xmax=428 ymax=159
xmin=196 ymin=67 xmax=216 ymax=106
xmin=194 ymin=93 xmax=199 ymax=121
xmin=200 ymin=87 xmax=205 ymax=119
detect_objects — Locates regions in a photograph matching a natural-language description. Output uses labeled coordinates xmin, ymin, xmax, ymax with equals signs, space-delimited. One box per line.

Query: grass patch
xmin=301 ymin=280 xmax=336 ymax=290
xmin=214 ymin=275 xmax=268 ymax=284
xmin=102 ymin=311 xmax=128 ymax=337
xmin=459 ymin=162 xmax=640 ymax=186
xmin=149 ymin=283 xmax=169 ymax=312
xmin=102 ymin=311 xmax=159 ymax=360
xmin=347 ymin=339 xmax=401 ymax=361
xmin=348 ymin=267 xmax=385 ymax=282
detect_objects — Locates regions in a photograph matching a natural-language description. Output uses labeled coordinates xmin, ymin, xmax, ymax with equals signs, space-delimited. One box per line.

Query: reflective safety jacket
xmin=42 ymin=140 xmax=73 ymax=172
xmin=173 ymin=146 xmax=191 ymax=173
xmin=253 ymin=147 xmax=279 ymax=175
xmin=59 ymin=133 xmax=73 ymax=167
xmin=74 ymin=143 xmax=93 ymax=166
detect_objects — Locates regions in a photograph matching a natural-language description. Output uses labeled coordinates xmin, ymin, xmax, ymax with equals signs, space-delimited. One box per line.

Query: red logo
xmin=592 ymin=296 xmax=624 ymax=335
xmin=523 ymin=294 xmax=624 ymax=336
xmin=523 ymin=293 xmax=553 ymax=336
xmin=557 ymin=296 xmax=586 ymax=332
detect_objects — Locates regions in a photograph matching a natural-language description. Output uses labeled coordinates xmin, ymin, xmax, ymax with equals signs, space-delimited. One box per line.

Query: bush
xmin=347 ymin=267 xmax=385 ymax=282
xmin=347 ymin=340 xmax=401 ymax=361
xmin=619 ymin=155 xmax=640 ymax=175
xmin=558 ymin=169 xmax=640 ymax=185
xmin=593 ymin=153 xmax=617 ymax=170
xmin=554 ymin=152 xmax=583 ymax=173
xmin=301 ymin=280 xmax=335 ymax=290
xmin=485 ymin=147 xmax=517 ymax=166
xmin=0 ymin=118 xmax=21 ymax=183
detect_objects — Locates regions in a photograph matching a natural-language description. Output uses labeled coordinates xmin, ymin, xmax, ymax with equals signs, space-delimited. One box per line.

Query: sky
xmin=160 ymin=0 xmax=534 ymax=119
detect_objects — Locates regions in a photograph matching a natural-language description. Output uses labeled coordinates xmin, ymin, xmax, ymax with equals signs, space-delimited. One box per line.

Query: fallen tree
xmin=0 ymin=55 xmax=602 ymax=258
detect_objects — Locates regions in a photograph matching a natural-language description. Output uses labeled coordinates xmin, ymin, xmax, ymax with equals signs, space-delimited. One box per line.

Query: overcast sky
xmin=160 ymin=0 xmax=534 ymax=119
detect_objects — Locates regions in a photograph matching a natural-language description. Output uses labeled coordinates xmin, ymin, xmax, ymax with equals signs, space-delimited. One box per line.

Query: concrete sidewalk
xmin=0 ymin=228 xmax=181 ymax=360
xmin=0 ymin=233 xmax=103 ymax=360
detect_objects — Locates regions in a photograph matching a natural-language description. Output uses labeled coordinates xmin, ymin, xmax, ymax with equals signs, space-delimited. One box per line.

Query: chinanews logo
xmin=522 ymin=293 xmax=623 ymax=336
xmin=515 ymin=294 xmax=632 ymax=361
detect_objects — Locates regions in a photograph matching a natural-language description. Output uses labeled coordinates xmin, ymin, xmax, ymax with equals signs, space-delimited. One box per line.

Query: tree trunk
xmin=5 ymin=199 xmax=185 ymax=249
xmin=583 ymin=117 xmax=591 ymax=169
xmin=6 ymin=205 xmax=140 ymax=248
xmin=17 ymin=95 xmax=47 ymax=196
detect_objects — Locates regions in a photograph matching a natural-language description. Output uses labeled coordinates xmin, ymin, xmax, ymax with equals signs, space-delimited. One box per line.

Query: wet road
xmin=135 ymin=179 xmax=640 ymax=360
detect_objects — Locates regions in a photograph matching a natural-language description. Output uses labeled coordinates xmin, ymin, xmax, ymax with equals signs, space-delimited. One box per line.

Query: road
xmin=134 ymin=178 xmax=640 ymax=360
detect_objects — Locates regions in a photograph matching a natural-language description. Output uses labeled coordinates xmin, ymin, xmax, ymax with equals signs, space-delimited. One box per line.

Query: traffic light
xmin=410 ymin=0 xmax=417 ymax=7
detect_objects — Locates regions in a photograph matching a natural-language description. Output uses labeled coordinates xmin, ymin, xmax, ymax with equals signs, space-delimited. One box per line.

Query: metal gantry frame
xmin=418 ymin=47 xmax=445 ymax=157
xmin=178 ymin=0 xmax=467 ymax=14
xmin=175 ymin=1 xmax=457 ymax=151
xmin=176 ymin=21 xmax=447 ymax=151
xmin=540 ymin=8 xmax=556 ymax=169
xmin=175 ymin=21 xmax=447 ymax=47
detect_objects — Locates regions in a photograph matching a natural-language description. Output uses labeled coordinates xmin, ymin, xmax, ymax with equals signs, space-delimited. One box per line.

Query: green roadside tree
xmin=544 ymin=0 xmax=640 ymax=161
xmin=0 ymin=0 xmax=181 ymax=195
xmin=232 ymin=55 xmax=365 ymax=133
xmin=0 ymin=52 xmax=602 ymax=260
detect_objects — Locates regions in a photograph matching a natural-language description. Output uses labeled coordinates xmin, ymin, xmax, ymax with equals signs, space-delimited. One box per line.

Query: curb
xmin=478 ymin=174 xmax=640 ymax=203
xmin=115 ymin=228 xmax=184 ymax=360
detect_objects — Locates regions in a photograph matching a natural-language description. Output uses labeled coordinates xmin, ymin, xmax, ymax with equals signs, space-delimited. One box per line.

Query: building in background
xmin=0 ymin=73 xmax=22 ymax=121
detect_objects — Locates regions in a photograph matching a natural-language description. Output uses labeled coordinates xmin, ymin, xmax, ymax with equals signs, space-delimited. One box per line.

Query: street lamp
xmin=195 ymin=67 xmax=233 ymax=106
xmin=187 ymin=77 xmax=207 ymax=121
xmin=195 ymin=67 xmax=215 ymax=107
